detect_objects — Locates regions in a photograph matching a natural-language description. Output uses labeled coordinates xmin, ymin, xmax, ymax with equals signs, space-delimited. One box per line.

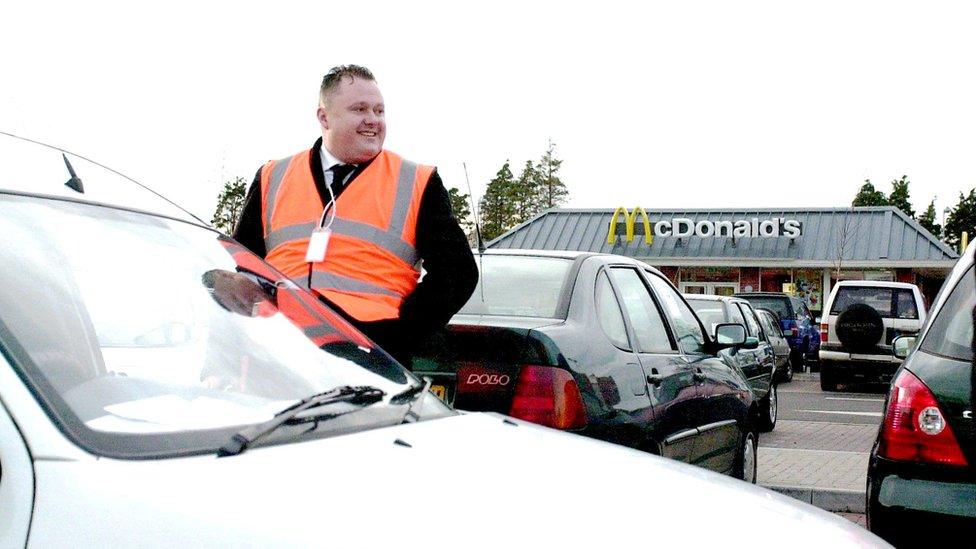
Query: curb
xmin=763 ymin=485 xmax=865 ymax=513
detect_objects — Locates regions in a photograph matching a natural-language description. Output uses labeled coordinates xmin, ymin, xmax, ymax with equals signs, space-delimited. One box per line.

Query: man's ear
xmin=316 ymin=106 xmax=329 ymax=129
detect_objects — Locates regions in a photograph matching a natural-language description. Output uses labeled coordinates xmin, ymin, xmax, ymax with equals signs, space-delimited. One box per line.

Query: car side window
xmin=595 ymin=271 xmax=630 ymax=350
xmin=739 ymin=303 xmax=764 ymax=340
xmin=608 ymin=268 xmax=674 ymax=353
xmin=643 ymin=271 xmax=706 ymax=354
xmin=728 ymin=301 xmax=747 ymax=328
xmin=895 ymin=289 xmax=919 ymax=319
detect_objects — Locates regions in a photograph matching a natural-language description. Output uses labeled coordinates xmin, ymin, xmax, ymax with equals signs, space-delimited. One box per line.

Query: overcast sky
xmin=3 ymin=1 xmax=975 ymax=226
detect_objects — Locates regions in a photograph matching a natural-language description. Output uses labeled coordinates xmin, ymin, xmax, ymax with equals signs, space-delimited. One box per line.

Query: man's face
xmin=318 ymin=77 xmax=385 ymax=164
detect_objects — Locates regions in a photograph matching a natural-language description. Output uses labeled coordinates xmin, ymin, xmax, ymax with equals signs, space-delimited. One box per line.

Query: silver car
xmin=756 ymin=308 xmax=794 ymax=382
xmin=0 ymin=133 xmax=887 ymax=547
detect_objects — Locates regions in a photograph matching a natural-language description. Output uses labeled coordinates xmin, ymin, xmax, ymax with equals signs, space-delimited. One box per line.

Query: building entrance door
xmin=679 ymin=282 xmax=739 ymax=296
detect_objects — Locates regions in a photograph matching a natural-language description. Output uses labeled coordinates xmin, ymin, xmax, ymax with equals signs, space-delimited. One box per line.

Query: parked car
xmin=685 ymin=294 xmax=778 ymax=431
xmin=414 ymin=250 xmax=763 ymax=480
xmin=734 ymin=292 xmax=820 ymax=373
xmin=0 ymin=134 xmax=889 ymax=547
xmin=866 ymin=244 xmax=976 ymax=543
xmin=819 ymin=280 xmax=927 ymax=391
xmin=756 ymin=308 xmax=794 ymax=382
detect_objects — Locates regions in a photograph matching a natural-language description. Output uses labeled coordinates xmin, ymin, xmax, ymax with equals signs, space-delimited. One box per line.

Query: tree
xmin=479 ymin=161 xmax=516 ymax=241
xmin=211 ymin=176 xmax=247 ymax=234
xmin=852 ymin=179 xmax=889 ymax=207
xmin=535 ymin=139 xmax=568 ymax=209
xmin=917 ymin=199 xmax=942 ymax=239
xmin=887 ymin=175 xmax=915 ymax=218
xmin=447 ymin=187 xmax=474 ymax=235
xmin=513 ymin=159 xmax=541 ymax=224
xmin=943 ymin=189 xmax=976 ymax=251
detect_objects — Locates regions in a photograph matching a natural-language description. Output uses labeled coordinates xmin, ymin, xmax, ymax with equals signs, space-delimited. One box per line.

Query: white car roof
xmin=833 ymin=280 xmax=919 ymax=290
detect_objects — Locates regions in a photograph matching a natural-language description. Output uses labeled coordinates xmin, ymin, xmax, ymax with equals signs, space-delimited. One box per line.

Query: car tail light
xmin=508 ymin=366 xmax=587 ymax=430
xmin=820 ymin=322 xmax=828 ymax=343
xmin=878 ymin=369 xmax=968 ymax=466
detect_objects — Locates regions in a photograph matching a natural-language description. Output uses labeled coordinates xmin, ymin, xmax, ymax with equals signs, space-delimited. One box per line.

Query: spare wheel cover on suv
xmin=835 ymin=303 xmax=884 ymax=352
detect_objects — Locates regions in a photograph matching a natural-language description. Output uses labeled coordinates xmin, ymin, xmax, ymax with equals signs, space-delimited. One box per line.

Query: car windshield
xmin=686 ymin=299 xmax=725 ymax=334
xmin=0 ymin=194 xmax=433 ymax=458
xmin=459 ymin=255 xmax=571 ymax=318
xmin=918 ymin=266 xmax=973 ymax=362
xmin=830 ymin=286 xmax=918 ymax=319
xmin=739 ymin=297 xmax=790 ymax=319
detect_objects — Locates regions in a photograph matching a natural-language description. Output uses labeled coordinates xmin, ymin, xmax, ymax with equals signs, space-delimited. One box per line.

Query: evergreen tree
xmin=535 ymin=139 xmax=568 ymax=209
xmin=943 ymin=189 xmax=976 ymax=251
xmin=211 ymin=176 xmax=248 ymax=234
xmin=479 ymin=161 xmax=516 ymax=241
xmin=917 ymin=199 xmax=942 ymax=239
xmin=447 ymin=187 xmax=473 ymax=234
xmin=852 ymin=180 xmax=889 ymax=207
xmin=514 ymin=159 xmax=541 ymax=224
xmin=887 ymin=175 xmax=915 ymax=218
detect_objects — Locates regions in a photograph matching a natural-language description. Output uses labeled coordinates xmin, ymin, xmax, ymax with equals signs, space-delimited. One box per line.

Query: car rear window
xmin=686 ymin=299 xmax=725 ymax=334
xmin=739 ymin=297 xmax=791 ymax=319
xmin=918 ymin=266 xmax=973 ymax=361
xmin=829 ymin=286 xmax=918 ymax=319
xmin=459 ymin=255 xmax=571 ymax=318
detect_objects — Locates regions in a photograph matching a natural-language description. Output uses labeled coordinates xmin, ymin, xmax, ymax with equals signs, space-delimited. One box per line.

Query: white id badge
xmin=305 ymin=228 xmax=331 ymax=262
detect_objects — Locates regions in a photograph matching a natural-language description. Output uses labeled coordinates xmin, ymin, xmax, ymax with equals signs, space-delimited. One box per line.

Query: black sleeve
xmin=396 ymin=170 xmax=478 ymax=337
xmin=232 ymin=168 xmax=267 ymax=258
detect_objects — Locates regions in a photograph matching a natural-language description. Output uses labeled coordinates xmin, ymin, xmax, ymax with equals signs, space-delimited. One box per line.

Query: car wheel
xmin=820 ymin=365 xmax=839 ymax=392
xmin=733 ymin=429 xmax=758 ymax=484
xmin=780 ymin=357 xmax=795 ymax=383
xmin=758 ymin=384 xmax=777 ymax=432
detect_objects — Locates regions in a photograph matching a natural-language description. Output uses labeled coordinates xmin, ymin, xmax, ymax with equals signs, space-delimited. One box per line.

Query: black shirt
xmin=233 ymin=139 xmax=478 ymax=363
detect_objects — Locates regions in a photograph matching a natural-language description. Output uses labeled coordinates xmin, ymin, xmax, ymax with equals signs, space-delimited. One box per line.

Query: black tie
xmin=329 ymin=164 xmax=356 ymax=199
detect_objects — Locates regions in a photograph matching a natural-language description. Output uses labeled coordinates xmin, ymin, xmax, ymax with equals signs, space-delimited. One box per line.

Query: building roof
xmin=486 ymin=206 xmax=958 ymax=268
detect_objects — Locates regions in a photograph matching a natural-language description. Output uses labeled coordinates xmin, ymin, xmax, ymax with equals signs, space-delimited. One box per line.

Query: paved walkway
xmin=757 ymin=376 xmax=879 ymax=513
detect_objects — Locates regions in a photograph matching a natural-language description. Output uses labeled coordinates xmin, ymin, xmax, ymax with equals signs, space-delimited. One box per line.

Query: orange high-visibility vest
xmin=218 ymin=239 xmax=370 ymax=348
xmin=259 ymin=149 xmax=433 ymax=322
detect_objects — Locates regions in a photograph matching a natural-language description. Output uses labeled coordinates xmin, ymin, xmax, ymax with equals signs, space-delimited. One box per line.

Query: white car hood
xmin=30 ymin=412 xmax=886 ymax=548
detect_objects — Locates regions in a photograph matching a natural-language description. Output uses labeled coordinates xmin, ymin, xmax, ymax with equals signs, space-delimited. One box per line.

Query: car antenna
xmin=463 ymin=162 xmax=485 ymax=255
xmin=62 ymin=153 xmax=84 ymax=194
xmin=0 ymin=130 xmax=210 ymax=226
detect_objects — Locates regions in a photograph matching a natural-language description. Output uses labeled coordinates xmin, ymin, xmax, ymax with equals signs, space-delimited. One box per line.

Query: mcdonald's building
xmin=487 ymin=206 xmax=959 ymax=314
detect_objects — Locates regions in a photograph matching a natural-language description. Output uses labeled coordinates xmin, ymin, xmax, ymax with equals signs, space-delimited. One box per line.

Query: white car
xmin=0 ymin=133 xmax=887 ymax=547
xmin=818 ymin=280 xmax=926 ymax=391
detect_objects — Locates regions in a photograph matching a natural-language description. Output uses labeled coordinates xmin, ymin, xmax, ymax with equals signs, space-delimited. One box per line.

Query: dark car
xmin=414 ymin=250 xmax=760 ymax=482
xmin=866 ymin=244 xmax=976 ymax=543
xmin=685 ymin=295 xmax=778 ymax=431
xmin=756 ymin=308 xmax=793 ymax=382
xmin=734 ymin=292 xmax=820 ymax=373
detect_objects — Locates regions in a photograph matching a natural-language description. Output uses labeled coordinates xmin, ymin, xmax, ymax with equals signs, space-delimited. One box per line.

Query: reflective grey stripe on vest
xmin=310 ymin=271 xmax=402 ymax=298
xmin=283 ymin=290 xmax=340 ymax=340
xmin=264 ymin=157 xmax=422 ymax=266
xmin=263 ymin=154 xmax=296 ymax=231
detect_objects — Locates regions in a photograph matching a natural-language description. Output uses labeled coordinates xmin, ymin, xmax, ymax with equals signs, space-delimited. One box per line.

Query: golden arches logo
xmin=607 ymin=207 xmax=653 ymax=246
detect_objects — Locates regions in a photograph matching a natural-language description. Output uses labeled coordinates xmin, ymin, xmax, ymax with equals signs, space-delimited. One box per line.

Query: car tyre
xmin=733 ymin=428 xmax=758 ymax=484
xmin=758 ymin=384 xmax=777 ymax=432
xmin=779 ymin=357 xmax=795 ymax=383
xmin=820 ymin=365 xmax=839 ymax=392
xmin=790 ymin=346 xmax=806 ymax=375
xmin=836 ymin=304 xmax=884 ymax=353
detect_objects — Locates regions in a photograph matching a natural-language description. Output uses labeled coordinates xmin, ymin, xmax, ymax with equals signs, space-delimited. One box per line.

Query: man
xmin=234 ymin=65 xmax=477 ymax=366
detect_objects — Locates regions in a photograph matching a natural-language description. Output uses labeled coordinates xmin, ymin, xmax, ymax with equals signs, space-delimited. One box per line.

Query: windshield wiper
xmin=218 ymin=385 xmax=385 ymax=457
xmin=390 ymin=377 xmax=432 ymax=423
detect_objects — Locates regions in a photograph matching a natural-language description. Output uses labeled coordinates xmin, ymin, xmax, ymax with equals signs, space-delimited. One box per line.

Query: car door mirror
xmin=742 ymin=336 xmax=759 ymax=349
xmin=814 ymin=317 xmax=821 ymax=324
xmin=892 ymin=335 xmax=917 ymax=359
xmin=714 ymin=323 xmax=746 ymax=347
